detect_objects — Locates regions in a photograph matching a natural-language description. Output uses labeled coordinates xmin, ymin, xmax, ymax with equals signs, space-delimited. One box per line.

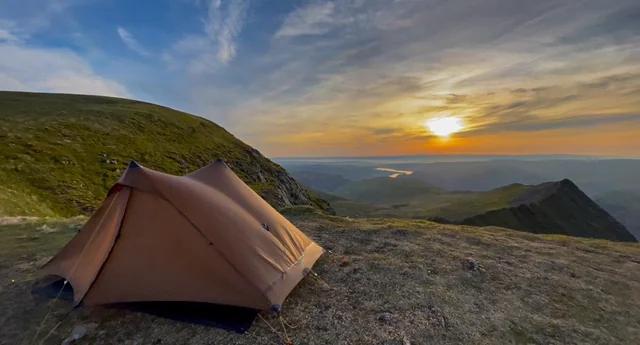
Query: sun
xmin=425 ymin=116 xmax=463 ymax=137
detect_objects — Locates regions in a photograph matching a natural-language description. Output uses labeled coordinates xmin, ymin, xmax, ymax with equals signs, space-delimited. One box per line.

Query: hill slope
xmin=461 ymin=180 xmax=636 ymax=242
xmin=2 ymin=215 xmax=639 ymax=344
xmin=333 ymin=176 xmax=443 ymax=204
xmin=0 ymin=91 xmax=329 ymax=216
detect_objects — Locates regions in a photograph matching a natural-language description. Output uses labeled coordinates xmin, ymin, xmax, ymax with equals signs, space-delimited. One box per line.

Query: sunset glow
xmin=426 ymin=117 xmax=463 ymax=137
xmin=1 ymin=1 xmax=639 ymax=157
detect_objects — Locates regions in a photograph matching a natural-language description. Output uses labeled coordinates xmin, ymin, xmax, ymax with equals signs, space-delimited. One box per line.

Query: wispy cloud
xmin=204 ymin=0 xmax=248 ymax=63
xmin=3 ymin=0 xmax=639 ymax=156
xmin=0 ymin=20 xmax=22 ymax=43
xmin=163 ymin=0 xmax=248 ymax=75
xmin=117 ymin=27 xmax=150 ymax=57
xmin=0 ymin=43 xmax=129 ymax=97
xmin=0 ymin=0 xmax=77 ymax=37
xmin=275 ymin=1 xmax=337 ymax=38
xmin=0 ymin=30 xmax=18 ymax=43
xmin=195 ymin=0 xmax=640 ymax=156
xmin=0 ymin=4 xmax=129 ymax=97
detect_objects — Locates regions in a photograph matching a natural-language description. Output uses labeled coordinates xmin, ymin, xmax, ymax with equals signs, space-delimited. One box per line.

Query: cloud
xmin=117 ymin=27 xmax=150 ymax=57
xmin=0 ymin=43 xmax=129 ymax=97
xmin=0 ymin=29 xmax=17 ymax=42
xmin=0 ymin=0 xmax=77 ymax=36
xmin=162 ymin=0 xmax=248 ymax=74
xmin=0 ymin=20 xmax=21 ymax=43
xmin=495 ymin=113 xmax=640 ymax=133
xmin=130 ymin=0 xmax=640 ymax=156
xmin=204 ymin=0 xmax=248 ymax=63
xmin=275 ymin=1 xmax=337 ymax=38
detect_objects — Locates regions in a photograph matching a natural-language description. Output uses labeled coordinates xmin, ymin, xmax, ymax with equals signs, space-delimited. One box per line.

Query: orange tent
xmin=41 ymin=160 xmax=323 ymax=311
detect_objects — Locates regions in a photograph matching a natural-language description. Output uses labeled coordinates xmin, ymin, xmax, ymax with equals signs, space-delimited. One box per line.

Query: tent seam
xmin=262 ymin=242 xmax=321 ymax=295
xmin=75 ymin=187 xmax=132 ymax=305
xmin=137 ymin=174 xmax=271 ymax=307
xmin=163 ymin=199 xmax=271 ymax=306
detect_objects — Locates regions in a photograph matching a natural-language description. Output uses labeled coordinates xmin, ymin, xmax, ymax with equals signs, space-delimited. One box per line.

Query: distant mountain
xmin=280 ymin=158 xmax=640 ymax=196
xmin=314 ymin=174 xmax=635 ymax=241
xmin=0 ymin=91 xmax=329 ymax=216
xmin=290 ymin=171 xmax=352 ymax=192
xmin=460 ymin=180 xmax=636 ymax=242
xmin=596 ymin=190 xmax=640 ymax=240
xmin=388 ymin=159 xmax=640 ymax=196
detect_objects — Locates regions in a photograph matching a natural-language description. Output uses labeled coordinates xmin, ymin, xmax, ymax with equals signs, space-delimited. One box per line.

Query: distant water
xmin=375 ymin=167 xmax=413 ymax=178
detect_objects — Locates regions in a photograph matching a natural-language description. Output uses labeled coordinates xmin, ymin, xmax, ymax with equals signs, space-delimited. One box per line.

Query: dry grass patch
xmin=1 ymin=215 xmax=639 ymax=344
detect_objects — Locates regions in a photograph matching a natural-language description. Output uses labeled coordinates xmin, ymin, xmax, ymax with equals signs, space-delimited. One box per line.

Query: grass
xmin=0 ymin=91 xmax=329 ymax=217
xmin=2 ymin=214 xmax=639 ymax=344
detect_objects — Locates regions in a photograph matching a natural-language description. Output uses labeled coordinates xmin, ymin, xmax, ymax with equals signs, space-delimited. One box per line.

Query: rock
xmin=377 ymin=312 xmax=394 ymax=323
xmin=36 ymin=256 xmax=52 ymax=267
xmin=339 ymin=257 xmax=351 ymax=267
xmin=61 ymin=325 xmax=86 ymax=345
xmin=62 ymin=323 xmax=98 ymax=345
xmin=402 ymin=333 xmax=411 ymax=345
xmin=38 ymin=224 xmax=57 ymax=233
xmin=462 ymin=257 xmax=481 ymax=271
xmin=425 ymin=305 xmax=447 ymax=328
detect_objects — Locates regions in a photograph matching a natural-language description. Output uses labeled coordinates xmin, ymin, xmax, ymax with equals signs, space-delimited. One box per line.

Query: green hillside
xmin=333 ymin=176 xmax=443 ymax=204
xmin=328 ymin=178 xmax=529 ymax=220
xmin=0 ymin=91 xmax=329 ymax=217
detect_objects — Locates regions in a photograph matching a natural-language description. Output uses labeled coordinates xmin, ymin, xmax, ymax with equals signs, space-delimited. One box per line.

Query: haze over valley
xmin=280 ymin=156 xmax=640 ymax=240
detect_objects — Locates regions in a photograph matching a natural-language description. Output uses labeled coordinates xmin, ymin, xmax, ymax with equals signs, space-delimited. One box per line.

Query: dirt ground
xmin=1 ymin=214 xmax=639 ymax=345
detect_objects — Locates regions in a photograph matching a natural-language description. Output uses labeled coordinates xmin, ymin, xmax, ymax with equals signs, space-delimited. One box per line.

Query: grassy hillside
xmin=333 ymin=176 xmax=443 ymax=204
xmin=327 ymin=178 xmax=534 ymax=220
xmin=0 ymin=91 xmax=329 ymax=216
xmin=2 ymin=214 xmax=639 ymax=344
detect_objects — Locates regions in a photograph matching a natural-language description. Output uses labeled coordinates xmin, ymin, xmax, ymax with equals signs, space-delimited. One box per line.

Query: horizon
xmin=1 ymin=1 xmax=639 ymax=157
xmin=272 ymin=153 xmax=640 ymax=160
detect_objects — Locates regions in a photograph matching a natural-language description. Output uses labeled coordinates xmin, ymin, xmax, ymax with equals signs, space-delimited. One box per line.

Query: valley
xmin=282 ymin=158 xmax=640 ymax=241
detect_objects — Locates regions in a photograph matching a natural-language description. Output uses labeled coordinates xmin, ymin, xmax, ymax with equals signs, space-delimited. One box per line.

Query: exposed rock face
xmin=461 ymin=179 xmax=636 ymax=242
xmin=226 ymin=149 xmax=332 ymax=212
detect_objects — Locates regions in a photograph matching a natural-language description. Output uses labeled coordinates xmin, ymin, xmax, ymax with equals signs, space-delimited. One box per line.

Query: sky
xmin=1 ymin=0 xmax=639 ymax=157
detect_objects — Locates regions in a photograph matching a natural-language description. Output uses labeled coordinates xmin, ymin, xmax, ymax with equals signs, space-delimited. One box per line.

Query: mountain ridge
xmin=307 ymin=174 xmax=636 ymax=242
xmin=460 ymin=179 xmax=636 ymax=242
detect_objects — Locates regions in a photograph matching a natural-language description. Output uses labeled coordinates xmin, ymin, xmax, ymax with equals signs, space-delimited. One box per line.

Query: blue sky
xmin=1 ymin=0 xmax=639 ymax=157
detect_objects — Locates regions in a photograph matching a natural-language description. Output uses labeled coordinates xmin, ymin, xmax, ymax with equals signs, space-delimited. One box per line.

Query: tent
xmin=40 ymin=160 xmax=323 ymax=312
